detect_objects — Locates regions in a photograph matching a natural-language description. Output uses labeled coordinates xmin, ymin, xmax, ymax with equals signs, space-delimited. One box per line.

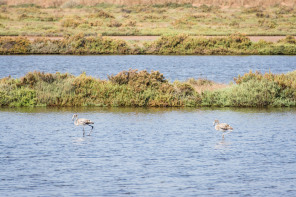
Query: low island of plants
xmin=0 ymin=69 xmax=295 ymax=107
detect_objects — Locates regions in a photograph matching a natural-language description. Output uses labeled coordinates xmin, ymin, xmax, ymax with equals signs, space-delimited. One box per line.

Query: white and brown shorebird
xmin=72 ymin=114 xmax=94 ymax=136
xmin=213 ymin=120 xmax=233 ymax=138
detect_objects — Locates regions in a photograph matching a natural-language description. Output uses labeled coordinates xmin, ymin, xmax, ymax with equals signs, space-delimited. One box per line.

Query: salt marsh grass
xmin=1 ymin=70 xmax=295 ymax=107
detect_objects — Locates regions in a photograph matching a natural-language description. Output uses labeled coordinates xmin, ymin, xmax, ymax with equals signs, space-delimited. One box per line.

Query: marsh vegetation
xmin=1 ymin=34 xmax=296 ymax=55
xmin=0 ymin=2 xmax=295 ymax=37
xmin=1 ymin=70 xmax=295 ymax=107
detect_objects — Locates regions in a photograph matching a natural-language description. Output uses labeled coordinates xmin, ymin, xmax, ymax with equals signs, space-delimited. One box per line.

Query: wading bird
xmin=213 ymin=120 xmax=233 ymax=138
xmin=72 ymin=114 xmax=94 ymax=136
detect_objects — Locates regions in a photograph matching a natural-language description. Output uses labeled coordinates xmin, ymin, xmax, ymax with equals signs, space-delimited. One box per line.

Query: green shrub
xmin=202 ymin=70 xmax=296 ymax=107
xmin=0 ymin=70 xmax=295 ymax=107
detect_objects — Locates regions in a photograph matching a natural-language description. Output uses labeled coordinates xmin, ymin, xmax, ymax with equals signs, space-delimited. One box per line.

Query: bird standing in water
xmin=72 ymin=114 xmax=94 ymax=136
xmin=213 ymin=120 xmax=233 ymax=138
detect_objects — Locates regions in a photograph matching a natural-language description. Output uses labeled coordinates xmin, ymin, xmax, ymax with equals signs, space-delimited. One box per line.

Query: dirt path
xmin=1 ymin=35 xmax=293 ymax=42
xmin=109 ymin=35 xmax=293 ymax=42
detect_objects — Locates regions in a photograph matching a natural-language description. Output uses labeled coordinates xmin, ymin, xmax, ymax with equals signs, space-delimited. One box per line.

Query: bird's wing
xmin=78 ymin=118 xmax=94 ymax=124
xmin=219 ymin=123 xmax=231 ymax=130
xmin=78 ymin=118 xmax=89 ymax=123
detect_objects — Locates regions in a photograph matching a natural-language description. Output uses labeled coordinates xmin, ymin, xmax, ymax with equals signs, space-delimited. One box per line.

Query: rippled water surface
xmin=1 ymin=55 xmax=296 ymax=196
xmin=1 ymin=107 xmax=296 ymax=196
xmin=0 ymin=55 xmax=295 ymax=82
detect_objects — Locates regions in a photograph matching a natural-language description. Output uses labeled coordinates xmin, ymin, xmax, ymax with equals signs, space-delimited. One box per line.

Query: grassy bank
xmin=1 ymin=34 xmax=296 ymax=55
xmin=0 ymin=3 xmax=295 ymax=36
xmin=1 ymin=70 xmax=295 ymax=107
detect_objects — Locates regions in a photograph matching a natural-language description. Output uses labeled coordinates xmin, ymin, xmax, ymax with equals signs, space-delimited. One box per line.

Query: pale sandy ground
xmin=192 ymin=83 xmax=229 ymax=94
xmin=108 ymin=35 xmax=293 ymax=43
xmin=2 ymin=35 xmax=294 ymax=42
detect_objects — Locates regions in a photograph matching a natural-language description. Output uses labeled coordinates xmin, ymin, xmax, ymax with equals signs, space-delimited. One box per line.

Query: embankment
xmin=1 ymin=34 xmax=296 ymax=55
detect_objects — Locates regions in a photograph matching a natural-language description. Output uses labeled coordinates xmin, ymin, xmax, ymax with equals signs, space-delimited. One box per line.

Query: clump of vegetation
xmin=201 ymin=71 xmax=296 ymax=107
xmin=107 ymin=20 xmax=122 ymax=27
xmin=124 ymin=20 xmax=136 ymax=27
xmin=60 ymin=18 xmax=81 ymax=28
xmin=144 ymin=34 xmax=254 ymax=55
xmin=92 ymin=9 xmax=114 ymax=19
xmin=199 ymin=4 xmax=219 ymax=13
xmin=0 ymin=70 xmax=200 ymax=107
xmin=258 ymin=19 xmax=277 ymax=29
xmin=256 ymin=11 xmax=270 ymax=18
xmin=1 ymin=70 xmax=295 ymax=108
xmin=108 ymin=69 xmax=168 ymax=92
xmin=152 ymin=3 xmax=193 ymax=9
xmin=278 ymin=35 xmax=296 ymax=44
xmin=242 ymin=7 xmax=262 ymax=14
xmin=0 ymin=37 xmax=30 ymax=54
xmin=274 ymin=5 xmax=294 ymax=15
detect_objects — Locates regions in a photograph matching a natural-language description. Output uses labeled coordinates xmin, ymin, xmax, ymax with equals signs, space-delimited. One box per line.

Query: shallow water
xmin=1 ymin=107 xmax=296 ymax=196
xmin=0 ymin=55 xmax=295 ymax=82
xmin=1 ymin=55 xmax=296 ymax=196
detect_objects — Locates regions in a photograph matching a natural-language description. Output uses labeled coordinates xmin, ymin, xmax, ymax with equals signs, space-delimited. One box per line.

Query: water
xmin=0 ymin=107 xmax=296 ymax=196
xmin=0 ymin=55 xmax=295 ymax=82
xmin=0 ymin=55 xmax=296 ymax=196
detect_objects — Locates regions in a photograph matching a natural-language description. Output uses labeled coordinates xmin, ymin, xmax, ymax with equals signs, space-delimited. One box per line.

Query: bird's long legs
xmin=81 ymin=125 xmax=93 ymax=137
xmin=87 ymin=125 xmax=94 ymax=136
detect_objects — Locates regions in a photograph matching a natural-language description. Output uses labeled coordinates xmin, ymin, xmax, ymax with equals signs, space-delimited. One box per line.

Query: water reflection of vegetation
xmin=1 ymin=106 xmax=295 ymax=114
xmin=0 ymin=70 xmax=295 ymax=108
xmin=0 ymin=106 xmax=194 ymax=114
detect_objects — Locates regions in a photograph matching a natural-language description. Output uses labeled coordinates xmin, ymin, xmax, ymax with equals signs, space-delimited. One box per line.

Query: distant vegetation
xmin=1 ymin=34 xmax=296 ymax=55
xmin=3 ymin=0 xmax=295 ymax=8
xmin=0 ymin=70 xmax=295 ymax=107
xmin=0 ymin=2 xmax=295 ymax=36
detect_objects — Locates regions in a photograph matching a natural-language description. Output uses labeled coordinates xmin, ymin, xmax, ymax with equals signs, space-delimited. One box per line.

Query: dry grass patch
xmin=187 ymin=78 xmax=229 ymax=94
